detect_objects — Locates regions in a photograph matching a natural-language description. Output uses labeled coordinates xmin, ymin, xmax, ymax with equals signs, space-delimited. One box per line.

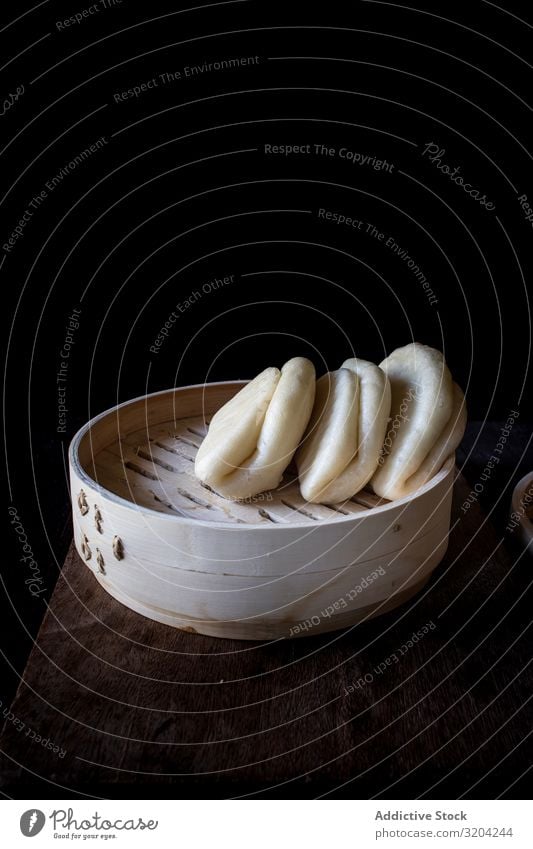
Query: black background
xmin=2 ymin=0 xmax=532 ymax=797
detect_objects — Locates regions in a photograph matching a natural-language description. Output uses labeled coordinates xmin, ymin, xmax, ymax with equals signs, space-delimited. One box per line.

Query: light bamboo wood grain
xmin=69 ymin=382 xmax=456 ymax=639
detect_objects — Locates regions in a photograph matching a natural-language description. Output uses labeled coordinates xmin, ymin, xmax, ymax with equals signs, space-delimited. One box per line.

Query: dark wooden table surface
xmin=1 ymin=473 xmax=531 ymax=799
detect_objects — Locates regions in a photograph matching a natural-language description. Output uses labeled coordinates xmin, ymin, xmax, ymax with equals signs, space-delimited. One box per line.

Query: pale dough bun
xmin=386 ymin=382 xmax=467 ymax=499
xmin=296 ymin=359 xmax=391 ymax=504
xmin=194 ymin=357 xmax=316 ymax=499
xmin=371 ymin=343 xmax=467 ymax=500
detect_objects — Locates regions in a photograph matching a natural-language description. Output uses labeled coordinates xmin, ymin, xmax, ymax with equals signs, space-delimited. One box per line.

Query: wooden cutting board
xmin=0 ymin=473 xmax=531 ymax=798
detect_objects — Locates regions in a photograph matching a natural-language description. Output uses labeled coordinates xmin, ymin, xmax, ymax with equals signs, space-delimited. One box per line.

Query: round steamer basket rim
xmin=69 ymin=381 xmax=456 ymax=530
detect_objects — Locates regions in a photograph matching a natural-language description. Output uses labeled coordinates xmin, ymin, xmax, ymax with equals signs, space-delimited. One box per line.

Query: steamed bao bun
xmin=370 ymin=343 xmax=467 ymax=500
xmin=194 ymin=357 xmax=316 ymax=500
xmin=296 ymin=359 xmax=391 ymax=504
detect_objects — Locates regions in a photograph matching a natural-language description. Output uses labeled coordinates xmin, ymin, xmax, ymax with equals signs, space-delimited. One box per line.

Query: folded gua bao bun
xmin=370 ymin=343 xmax=467 ymax=501
xmin=194 ymin=357 xmax=316 ymax=500
xmin=296 ymin=359 xmax=391 ymax=504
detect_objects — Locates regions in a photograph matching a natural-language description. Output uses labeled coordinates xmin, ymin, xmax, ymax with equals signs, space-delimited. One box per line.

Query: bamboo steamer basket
xmin=69 ymin=381 xmax=456 ymax=640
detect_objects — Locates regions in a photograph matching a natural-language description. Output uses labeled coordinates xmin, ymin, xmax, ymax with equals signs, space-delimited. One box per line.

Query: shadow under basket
xmin=69 ymin=382 xmax=456 ymax=640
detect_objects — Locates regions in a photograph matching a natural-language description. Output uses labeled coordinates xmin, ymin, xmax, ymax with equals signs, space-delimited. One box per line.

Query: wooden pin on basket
xmin=69 ymin=382 xmax=455 ymax=640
